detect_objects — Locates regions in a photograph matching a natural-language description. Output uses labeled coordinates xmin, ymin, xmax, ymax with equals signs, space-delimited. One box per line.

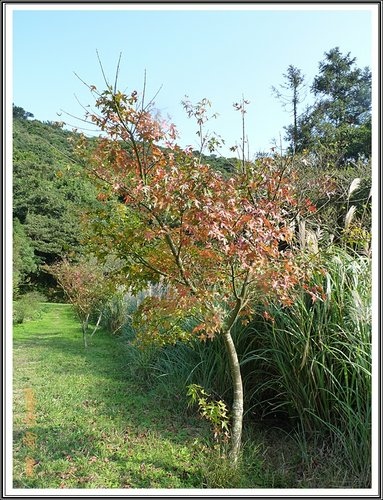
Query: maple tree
xmin=73 ymin=80 xmax=317 ymax=463
xmin=44 ymin=257 xmax=114 ymax=347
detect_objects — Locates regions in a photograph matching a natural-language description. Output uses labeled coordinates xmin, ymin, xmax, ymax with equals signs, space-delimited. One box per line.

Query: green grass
xmin=13 ymin=304 xmax=209 ymax=488
xmin=13 ymin=303 xmax=270 ymax=489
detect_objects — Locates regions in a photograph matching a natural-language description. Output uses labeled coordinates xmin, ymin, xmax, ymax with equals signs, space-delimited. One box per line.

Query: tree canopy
xmin=277 ymin=48 xmax=371 ymax=165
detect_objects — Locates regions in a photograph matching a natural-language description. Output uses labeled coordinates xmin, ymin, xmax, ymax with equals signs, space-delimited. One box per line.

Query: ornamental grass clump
xmin=253 ymin=247 xmax=371 ymax=480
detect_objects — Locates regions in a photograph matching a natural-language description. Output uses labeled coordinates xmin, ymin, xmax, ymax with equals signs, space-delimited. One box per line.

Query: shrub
xmin=13 ymin=291 xmax=47 ymax=324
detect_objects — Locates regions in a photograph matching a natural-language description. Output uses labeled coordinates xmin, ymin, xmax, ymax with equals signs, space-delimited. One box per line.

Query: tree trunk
xmin=222 ymin=329 xmax=243 ymax=464
xmin=90 ymin=311 xmax=103 ymax=337
xmin=82 ymin=314 xmax=90 ymax=348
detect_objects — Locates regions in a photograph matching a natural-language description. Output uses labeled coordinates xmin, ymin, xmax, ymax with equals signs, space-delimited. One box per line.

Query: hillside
xmin=13 ymin=113 xmax=99 ymax=292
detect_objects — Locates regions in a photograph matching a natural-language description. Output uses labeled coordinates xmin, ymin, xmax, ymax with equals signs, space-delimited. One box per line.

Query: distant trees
xmin=274 ymin=48 xmax=371 ymax=166
xmin=311 ymin=47 xmax=371 ymax=127
xmin=13 ymin=219 xmax=37 ymax=297
xmin=12 ymin=117 xmax=99 ymax=291
xmin=13 ymin=104 xmax=34 ymax=121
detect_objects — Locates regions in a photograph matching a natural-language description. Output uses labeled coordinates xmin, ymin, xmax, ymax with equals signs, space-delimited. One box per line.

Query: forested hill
xmin=12 ymin=112 xmax=100 ymax=293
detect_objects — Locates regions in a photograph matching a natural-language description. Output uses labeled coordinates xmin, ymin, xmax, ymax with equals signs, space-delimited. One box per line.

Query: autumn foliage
xmin=74 ymin=83 xmax=317 ymax=461
xmin=44 ymin=257 xmax=113 ymax=347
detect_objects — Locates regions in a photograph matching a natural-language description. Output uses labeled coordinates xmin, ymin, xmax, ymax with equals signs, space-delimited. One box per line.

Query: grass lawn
xmin=13 ymin=303 xmax=219 ymax=489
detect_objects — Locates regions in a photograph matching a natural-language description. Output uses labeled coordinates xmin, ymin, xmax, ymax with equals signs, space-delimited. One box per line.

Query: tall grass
xmin=101 ymin=283 xmax=167 ymax=335
xmin=248 ymin=247 xmax=371 ymax=484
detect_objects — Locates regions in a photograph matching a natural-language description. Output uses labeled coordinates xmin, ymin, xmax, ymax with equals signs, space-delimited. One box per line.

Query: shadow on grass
xmin=13 ymin=304 xmax=211 ymax=488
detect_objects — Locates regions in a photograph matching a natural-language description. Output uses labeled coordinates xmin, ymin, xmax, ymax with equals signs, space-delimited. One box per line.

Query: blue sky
xmin=11 ymin=4 xmax=376 ymax=157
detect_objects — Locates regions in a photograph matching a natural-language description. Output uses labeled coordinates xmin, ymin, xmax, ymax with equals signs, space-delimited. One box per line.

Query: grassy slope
xmin=13 ymin=304 xmax=212 ymax=489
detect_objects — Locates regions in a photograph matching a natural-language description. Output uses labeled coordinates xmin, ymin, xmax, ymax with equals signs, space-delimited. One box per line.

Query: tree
xmin=13 ymin=218 xmax=38 ymax=297
xmin=74 ymin=81 xmax=317 ymax=463
xmin=311 ymin=47 xmax=371 ymax=127
xmin=44 ymin=257 xmax=114 ymax=347
xmin=13 ymin=104 xmax=34 ymax=120
xmin=272 ymin=65 xmax=306 ymax=153
xmin=289 ymin=48 xmax=371 ymax=165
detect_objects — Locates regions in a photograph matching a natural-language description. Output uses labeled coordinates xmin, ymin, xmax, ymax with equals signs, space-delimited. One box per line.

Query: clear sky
xmin=10 ymin=4 xmax=376 ymax=158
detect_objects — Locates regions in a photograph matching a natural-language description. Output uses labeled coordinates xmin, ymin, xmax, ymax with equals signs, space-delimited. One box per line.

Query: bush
xmin=13 ymin=291 xmax=47 ymax=324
